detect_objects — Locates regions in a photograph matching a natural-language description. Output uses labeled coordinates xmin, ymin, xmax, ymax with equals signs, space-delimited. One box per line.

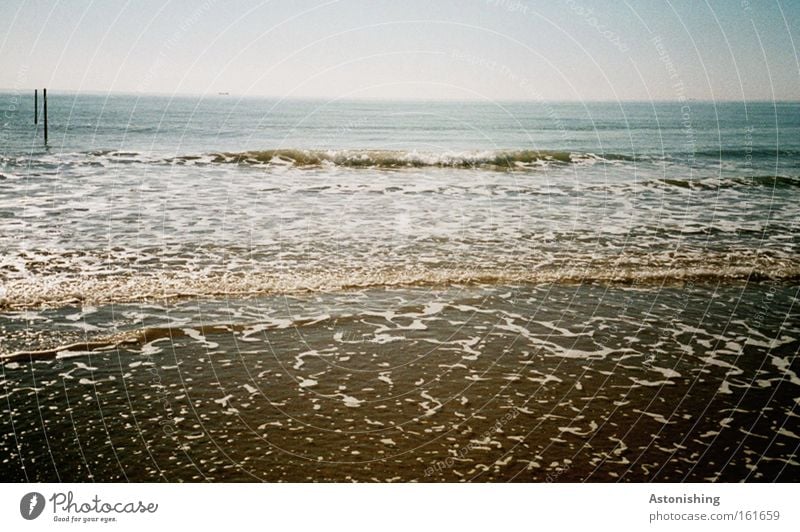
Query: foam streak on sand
xmin=2 ymin=255 xmax=798 ymax=310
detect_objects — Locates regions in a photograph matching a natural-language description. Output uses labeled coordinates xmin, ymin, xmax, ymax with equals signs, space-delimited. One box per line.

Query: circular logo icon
xmin=20 ymin=492 xmax=45 ymax=520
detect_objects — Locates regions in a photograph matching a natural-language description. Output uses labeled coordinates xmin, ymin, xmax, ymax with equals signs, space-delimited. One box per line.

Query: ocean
xmin=0 ymin=93 xmax=798 ymax=481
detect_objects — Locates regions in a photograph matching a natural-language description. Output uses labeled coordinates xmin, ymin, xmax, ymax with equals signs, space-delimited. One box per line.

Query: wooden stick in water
xmin=43 ymin=88 xmax=48 ymax=144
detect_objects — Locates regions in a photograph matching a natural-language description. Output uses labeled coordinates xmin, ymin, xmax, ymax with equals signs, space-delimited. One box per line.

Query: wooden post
xmin=34 ymin=89 xmax=38 ymax=124
xmin=43 ymin=88 xmax=48 ymax=144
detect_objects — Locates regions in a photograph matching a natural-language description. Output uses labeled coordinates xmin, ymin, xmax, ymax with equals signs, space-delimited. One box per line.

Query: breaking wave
xmin=186 ymin=149 xmax=637 ymax=168
xmin=0 ymin=148 xmax=637 ymax=170
xmin=657 ymin=175 xmax=800 ymax=190
xmin=8 ymin=147 xmax=799 ymax=176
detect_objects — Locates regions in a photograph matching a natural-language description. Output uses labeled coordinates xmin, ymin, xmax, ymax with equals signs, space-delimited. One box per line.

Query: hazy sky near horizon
xmin=1 ymin=0 xmax=798 ymax=101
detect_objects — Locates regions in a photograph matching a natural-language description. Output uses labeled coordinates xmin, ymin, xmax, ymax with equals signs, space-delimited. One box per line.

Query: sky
xmin=0 ymin=0 xmax=798 ymax=101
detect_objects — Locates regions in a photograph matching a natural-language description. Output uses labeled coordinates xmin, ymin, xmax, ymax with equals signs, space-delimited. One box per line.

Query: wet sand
xmin=2 ymin=283 xmax=798 ymax=482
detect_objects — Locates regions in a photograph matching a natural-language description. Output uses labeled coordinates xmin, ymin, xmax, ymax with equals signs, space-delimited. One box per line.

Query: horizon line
xmin=0 ymin=88 xmax=798 ymax=104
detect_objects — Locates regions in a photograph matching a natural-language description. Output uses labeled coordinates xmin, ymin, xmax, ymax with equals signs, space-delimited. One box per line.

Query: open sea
xmin=0 ymin=93 xmax=798 ymax=481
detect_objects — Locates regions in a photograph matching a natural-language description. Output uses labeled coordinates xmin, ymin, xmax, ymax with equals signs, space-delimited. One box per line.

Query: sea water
xmin=0 ymin=93 xmax=798 ymax=481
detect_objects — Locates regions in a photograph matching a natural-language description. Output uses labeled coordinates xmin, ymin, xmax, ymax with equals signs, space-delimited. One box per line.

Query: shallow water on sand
xmin=1 ymin=283 xmax=798 ymax=481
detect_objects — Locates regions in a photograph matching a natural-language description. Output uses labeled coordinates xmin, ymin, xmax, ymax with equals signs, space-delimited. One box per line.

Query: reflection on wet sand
xmin=2 ymin=284 xmax=798 ymax=481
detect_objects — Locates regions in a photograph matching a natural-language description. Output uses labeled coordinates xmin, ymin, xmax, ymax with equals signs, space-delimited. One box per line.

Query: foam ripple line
xmin=2 ymin=260 xmax=798 ymax=311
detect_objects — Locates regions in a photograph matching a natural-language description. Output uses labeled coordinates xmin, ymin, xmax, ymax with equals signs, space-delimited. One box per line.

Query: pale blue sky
xmin=1 ymin=0 xmax=798 ymax=100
